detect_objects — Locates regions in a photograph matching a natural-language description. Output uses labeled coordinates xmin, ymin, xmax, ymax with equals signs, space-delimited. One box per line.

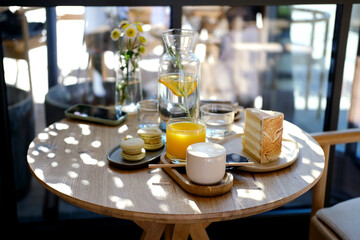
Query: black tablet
xmin=65 ymin=104 xmax=127 ymax=126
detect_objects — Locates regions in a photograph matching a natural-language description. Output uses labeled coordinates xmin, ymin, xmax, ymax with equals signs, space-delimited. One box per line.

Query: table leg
xmin=165 ymin=223 xmax=210 ymax=240
xmin=164 ymin=224 xmax=190 ymax=240
xmin=135 ymin=221 xmax=166 ymax=240
xmin=189 ymin=223 xmax=211 ymax=240
xmin=135 ymin=221 xmax=210 ymax=240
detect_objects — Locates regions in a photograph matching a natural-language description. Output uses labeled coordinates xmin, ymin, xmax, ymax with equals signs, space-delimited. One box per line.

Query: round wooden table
xmin=27 ymin=115 xmax=325 ymax=239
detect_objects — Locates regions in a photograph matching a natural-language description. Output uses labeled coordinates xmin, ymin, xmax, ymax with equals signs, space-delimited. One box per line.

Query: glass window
xmin=182 ymin=5 xmax=336 ymax=209
xmin=51 ymin=7 xmax=170 ymax=121
xmin=332 ymin=4 xmax=360 ymax=204
xmin=183 ymin=5 xmax=336 ymax=134
xmin=3 ymin=6 xmax=170 ymax=223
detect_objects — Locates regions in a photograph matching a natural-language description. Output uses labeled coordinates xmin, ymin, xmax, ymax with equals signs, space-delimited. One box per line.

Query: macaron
xmin=121 ymin=148 xmax=146 ymax=161
xmin=137 ymin=127 xmax=163 ymax=150
xmin=144 ymin=141 xmax=164 ymax=151
xmin=119 ymin=137 xmax=146 ymax=161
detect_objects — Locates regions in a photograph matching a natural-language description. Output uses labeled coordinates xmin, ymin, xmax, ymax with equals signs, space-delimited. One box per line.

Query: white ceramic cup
xmin=186 ymin=142 xmax=226 ymax=185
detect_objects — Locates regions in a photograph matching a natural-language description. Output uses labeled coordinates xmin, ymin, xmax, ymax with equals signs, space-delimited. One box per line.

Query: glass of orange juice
xmin=166 ymin=117 xmax=206 ymax=161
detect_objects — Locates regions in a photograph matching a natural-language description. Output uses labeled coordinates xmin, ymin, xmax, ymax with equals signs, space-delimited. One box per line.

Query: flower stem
xmin=167 ymin=46 xmax=191 ymax=117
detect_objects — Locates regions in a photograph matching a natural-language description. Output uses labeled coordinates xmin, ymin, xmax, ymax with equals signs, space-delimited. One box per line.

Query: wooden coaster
xmin=160 ymin=153 xmax=233 ymax=197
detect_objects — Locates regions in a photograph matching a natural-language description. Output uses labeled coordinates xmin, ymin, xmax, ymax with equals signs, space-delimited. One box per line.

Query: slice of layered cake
xmin=242 ymin=108 xmax=284 ymax=164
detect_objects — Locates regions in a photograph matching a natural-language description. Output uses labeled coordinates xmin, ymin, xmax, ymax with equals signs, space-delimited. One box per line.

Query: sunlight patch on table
xmin=81 ymin=180 xmax=90 ymax=186
xmin=32 ymin=150 xmax=39 ymax=156
xmin=97 ymin=160 xmax=106 ymax=167
xmin=159 ymin=203 xmax=169 ymax=212
xmin=37 ymin=145 xmax=50 ymax=153
xmin=187 ymin=200 xmax=201 ymax=214
xmin=51 ymin=161 xmax=58 ymax=167
xmin=38 ymin=133 xmax=49 ymax=141
xmin=307 ymin=139 xmax=324 ymax=155
xmin=48 ymin=131 xmax=58 ymax=136
xmin=31 ymin=150 xmax=40 ymax=156
xmin=53 ymin=123 xmax=69 ymax=130
xmin=27 ymin=155 xmax=35 ymax=164
xmin=113 ymin=176 xmax=124 ymax=188
xmin=64 ymin=136 xmax=79 ymax=145
xmin=79 ymin=153 xmax=105 ymax=167
xmin=72 ymin=163 xmax=80 ymax=168
xmin=34 ymin=168 xmax=44 ymax=180
xmin=237 ymin=188 xmax=265 ymax=201
xmin=302 ymin=157 xmax=311 ymax=164
xmin=301 ymin=175 xmax=315 ymax=183
xmin=109 ymin=195 xmax=134 ymax=209
xmin=314 ymin=161 xmax=324 ymax=169
xmin=78 ymin=124 xmax=91 ymax=135
xmin=91 ymin=140 xmax=102 ymax=148
xmin=49 ymin=183 xmax=73 ymax=195
xmin=80 ymin=153 xmax=98 ymax=165
xmin=118 ymin=124 xmax=128 ymax=133
xmin=295 ymin=132 xmax=324 ymax=156
xmin=311 ymin=169 xmax=321 ymax=178
xmin=147 ymin=174 xmax=168 ymax=200
xmin=67 ymin=171 xmax=78 ymax=179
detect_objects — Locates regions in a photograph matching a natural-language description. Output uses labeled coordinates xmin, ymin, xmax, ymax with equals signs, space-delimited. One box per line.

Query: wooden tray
xmin=159 ymin=153 xmax=233 ymax=197
xmin=218 ymin=133 xmax=299 ymax=172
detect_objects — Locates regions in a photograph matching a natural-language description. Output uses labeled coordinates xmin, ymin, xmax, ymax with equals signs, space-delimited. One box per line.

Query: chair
xmin=309 ymin=128 xmax=360 ymax=240
xmin=1 ymin=7 xmax=46 ymax=93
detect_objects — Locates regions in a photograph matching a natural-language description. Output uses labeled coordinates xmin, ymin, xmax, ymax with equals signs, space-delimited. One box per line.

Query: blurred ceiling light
xmin=153 ymin=45 xmax=164 ymax=56
xmin=142 ymin=24 xmax=152 ymax=32
xmin=256 ymin=12 xmax=263 ymax=29
xmin=199 ymin=28 xmax=209 ymax=41
xmin=195 ymin=43 xmax=206 ymax=62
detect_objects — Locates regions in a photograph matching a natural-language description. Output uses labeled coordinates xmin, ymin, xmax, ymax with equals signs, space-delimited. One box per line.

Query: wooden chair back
xmin=309 ymin=128 xmax=360 ymax=239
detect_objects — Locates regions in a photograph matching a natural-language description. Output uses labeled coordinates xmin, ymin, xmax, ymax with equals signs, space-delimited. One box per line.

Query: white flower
xmin=119 ymin=20 xmax=129 ymax=28
xmin=124 ymin=25 xmax=138 ymax=40
xmin=110 ymin=28 xmax=121 ymax=41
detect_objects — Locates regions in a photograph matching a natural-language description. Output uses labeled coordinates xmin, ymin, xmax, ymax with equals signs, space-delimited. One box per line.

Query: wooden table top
xmin=27 ymin=115 xmax=324 ymax=224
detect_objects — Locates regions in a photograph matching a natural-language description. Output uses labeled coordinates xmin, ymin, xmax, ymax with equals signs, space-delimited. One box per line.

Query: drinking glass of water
xmin=137 ymin=99 xmax=160 ymax=128
xmin=200 ymin=104 xmax=235 ymax=138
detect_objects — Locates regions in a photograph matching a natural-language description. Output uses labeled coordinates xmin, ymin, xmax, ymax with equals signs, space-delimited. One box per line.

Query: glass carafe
xmin=158 ymin=29 xmax=200 ymax=130
xmin=115 ymin=53 xmax=143 ymax=115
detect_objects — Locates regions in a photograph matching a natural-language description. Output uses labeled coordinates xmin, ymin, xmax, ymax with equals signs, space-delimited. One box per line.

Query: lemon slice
xmin=159 ymin=74 xmax=197 ymax=97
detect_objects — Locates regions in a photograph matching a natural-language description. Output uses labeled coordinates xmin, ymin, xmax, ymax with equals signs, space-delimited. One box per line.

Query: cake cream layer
xmin=243 ymin=139 xmax=261 ymax=160
xmin=243 ymin=111 xmax=262 ymax=161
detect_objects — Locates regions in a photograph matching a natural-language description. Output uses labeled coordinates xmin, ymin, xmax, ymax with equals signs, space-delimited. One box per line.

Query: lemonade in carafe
xmin=158 ymin=29 xmax=200 ymax=130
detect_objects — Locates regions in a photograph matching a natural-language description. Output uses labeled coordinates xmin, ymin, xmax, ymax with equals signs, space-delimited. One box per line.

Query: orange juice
xmin=166 ymin=118 xmax=206 ymax=160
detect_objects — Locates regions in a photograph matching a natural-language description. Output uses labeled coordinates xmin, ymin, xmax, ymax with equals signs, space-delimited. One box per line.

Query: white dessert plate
xmin=218 ymin=133 xmax=299 ymax=172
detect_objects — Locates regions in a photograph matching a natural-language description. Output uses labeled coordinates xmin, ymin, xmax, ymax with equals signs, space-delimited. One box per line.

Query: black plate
xmin=107 ymin=145 xmax=165 ymax=170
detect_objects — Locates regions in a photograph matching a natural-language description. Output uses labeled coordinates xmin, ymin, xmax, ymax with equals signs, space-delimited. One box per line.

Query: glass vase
xmin=115 ymin=52 xmax=143 ymax=115
xmin=158 ymin=29 xmax=201 ymax=130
